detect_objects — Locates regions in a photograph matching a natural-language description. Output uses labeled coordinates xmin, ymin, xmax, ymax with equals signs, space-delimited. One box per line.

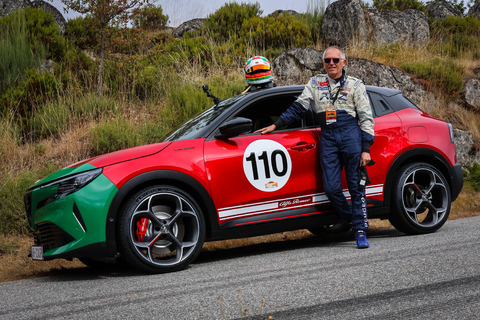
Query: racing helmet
xmin=244 ymin=56 xmax=273 ymax=85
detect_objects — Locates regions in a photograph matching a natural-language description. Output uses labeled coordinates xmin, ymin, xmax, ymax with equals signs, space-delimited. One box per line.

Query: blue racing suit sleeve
xmin=274 ymin=102 xmax=307 ymax=128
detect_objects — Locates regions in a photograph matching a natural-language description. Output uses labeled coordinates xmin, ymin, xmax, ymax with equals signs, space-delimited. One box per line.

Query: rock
xmin=454 ymin=129 xmax=480 ymax=167
xmin=321 ymin=0 xmax=368 ymax=47
xmin=172 ymin=18 xmax=205 ymax=38
xmin=468 ymin=1 xmax=480 ymax=20
xmin=271 ymin=47 xmax=324 ymax=86
xmin=426 ymin=0 xmax=462 ymax=19
xmin=464 ymin=79 xmax=480 ymax=110
xmin=267 ymin=10 xmax=301 ymax=18
xmin=0 ymin=0 xmax=30 ymax=16
xmin=366 ymin=9 xmax=430 ymax=47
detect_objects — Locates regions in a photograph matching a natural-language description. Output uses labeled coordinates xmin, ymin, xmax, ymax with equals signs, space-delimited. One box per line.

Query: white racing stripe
xmin=218 ymin=184 xmax=384 ymax=221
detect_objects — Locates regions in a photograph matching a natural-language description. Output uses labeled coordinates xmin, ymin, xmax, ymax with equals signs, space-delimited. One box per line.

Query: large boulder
xmin=172 ymin=18 xmax=204 ymax=38
xmin=464 ymin=79 xmax=480 ymax=111
xmin=0 ymin=0 xmax=30 ymax=16
xmin=454 ymin=129 xmax=480 ymax=167
xmin=366 ymin=9 xmax=430 ymax=47
xmin=321 ymin=0 xmax=368 ymax=47
xmin=426 ymin=0 xmax=462 ymax=19
xmin=468 ymin=1 xmax=480 ymax=20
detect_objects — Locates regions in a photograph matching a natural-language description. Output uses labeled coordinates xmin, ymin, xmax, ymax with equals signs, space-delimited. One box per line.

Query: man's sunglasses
xmin=324 ymin=58 xmax=340 ymax=64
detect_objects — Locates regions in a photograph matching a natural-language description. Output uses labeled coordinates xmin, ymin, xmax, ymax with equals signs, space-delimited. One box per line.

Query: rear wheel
xmin=389 ymin=162 xmax=451 ymax=234
xmin=118 ymin=185 xmax=205 ymax=273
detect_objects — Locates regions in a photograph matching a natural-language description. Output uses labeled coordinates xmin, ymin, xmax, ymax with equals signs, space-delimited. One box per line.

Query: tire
xmin=118 ymin=185 xmax=206 ymax=273
xmin=389 ymin=162 xmax=451 ymax=235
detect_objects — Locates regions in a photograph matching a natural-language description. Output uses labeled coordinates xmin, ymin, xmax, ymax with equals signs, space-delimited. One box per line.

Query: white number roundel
xmin=243 ymin=139 xmax=292 ymax=192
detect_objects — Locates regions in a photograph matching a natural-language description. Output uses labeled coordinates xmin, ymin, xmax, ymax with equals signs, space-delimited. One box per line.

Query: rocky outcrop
xmin=454 ymin=129 xmax=480 ymax=167
xmin=426 ymin=0 xmax=462 ymax=19
xmin=365 ymin=9 xmax=430 ymax=47
xmin=267 ymin=10 xmax=301 ymax=18
xmin=464 ymin=79 xmax=480 ymax=111
xmin=468 ymin=1 xmax=480 ymax=20
xmin=172 ymin=18 xmax=204 ymax=38
xmin=321 ymin=0 xmax=368 ymax=46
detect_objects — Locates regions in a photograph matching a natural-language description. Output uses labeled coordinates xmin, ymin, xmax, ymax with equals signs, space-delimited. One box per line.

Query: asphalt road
xmin=1 ymin=216 xmax=479 ymax=320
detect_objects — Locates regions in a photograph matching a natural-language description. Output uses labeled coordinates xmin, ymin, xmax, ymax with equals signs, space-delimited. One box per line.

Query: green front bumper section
xmin=27 ymin=172 xmax=118 ymax=259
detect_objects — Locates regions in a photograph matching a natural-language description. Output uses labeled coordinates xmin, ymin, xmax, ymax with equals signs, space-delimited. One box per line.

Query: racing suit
xmin=275 ymin=71 xmax=374 ymax=230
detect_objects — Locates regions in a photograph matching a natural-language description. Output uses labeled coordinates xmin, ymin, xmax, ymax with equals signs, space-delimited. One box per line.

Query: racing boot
xmin=354 ymin=229 xmax=370 ymax=249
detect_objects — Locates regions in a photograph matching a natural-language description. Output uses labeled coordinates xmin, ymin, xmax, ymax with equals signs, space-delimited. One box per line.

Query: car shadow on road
xmin=35 ymin=227 xmax=404 ymax=281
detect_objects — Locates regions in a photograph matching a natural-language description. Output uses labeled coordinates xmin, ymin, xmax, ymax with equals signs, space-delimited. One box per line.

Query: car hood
xmin=35 ymin=142 xmax=172 ymax=186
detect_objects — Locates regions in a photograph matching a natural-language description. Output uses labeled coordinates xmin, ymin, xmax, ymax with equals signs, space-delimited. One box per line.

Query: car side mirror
xmin=215 ymin=117 xmax=252 ymax=140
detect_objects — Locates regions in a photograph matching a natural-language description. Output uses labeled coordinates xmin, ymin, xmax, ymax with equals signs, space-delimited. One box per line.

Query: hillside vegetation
xmin=1 ymin=0 xmax=480 ymax=243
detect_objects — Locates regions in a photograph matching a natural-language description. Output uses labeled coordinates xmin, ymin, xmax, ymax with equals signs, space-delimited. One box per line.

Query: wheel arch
xmin=383 ymin=148 xmax=454 ymax=208
xmin=104 ymin=170 xmax=217 ymax=256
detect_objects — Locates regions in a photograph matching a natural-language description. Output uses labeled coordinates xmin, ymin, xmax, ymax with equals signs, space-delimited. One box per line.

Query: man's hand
xmin=360 ymin=152 xmax=371 ymax=166
xmin=254 ymin=124 xmax=276 ymax=134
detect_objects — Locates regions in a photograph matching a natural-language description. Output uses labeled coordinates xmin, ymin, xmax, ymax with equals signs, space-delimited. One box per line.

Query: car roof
xmin=245 ymin=84 xmax=402 ymax=98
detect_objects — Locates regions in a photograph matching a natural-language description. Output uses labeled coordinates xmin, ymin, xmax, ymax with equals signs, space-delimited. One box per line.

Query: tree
xmin=56 ymin=0 xmax=151 ymax=96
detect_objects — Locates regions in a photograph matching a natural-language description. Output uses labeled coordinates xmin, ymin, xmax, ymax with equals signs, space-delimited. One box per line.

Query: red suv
xmin=24 ymin=85 xmax=463 ymax=273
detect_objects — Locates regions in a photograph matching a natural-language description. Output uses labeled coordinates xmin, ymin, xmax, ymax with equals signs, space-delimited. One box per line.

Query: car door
xmin=203 ymin=94 xmax=324 ymax=228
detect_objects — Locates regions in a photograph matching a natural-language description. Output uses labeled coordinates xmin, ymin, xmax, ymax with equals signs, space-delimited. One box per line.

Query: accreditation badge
xmin=326 ymin=106 xmax=337 ymax=125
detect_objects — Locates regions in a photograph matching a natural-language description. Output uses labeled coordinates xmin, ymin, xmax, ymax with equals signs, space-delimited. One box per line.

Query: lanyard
xmin=327 ymin=76 xmax=345 ymax=105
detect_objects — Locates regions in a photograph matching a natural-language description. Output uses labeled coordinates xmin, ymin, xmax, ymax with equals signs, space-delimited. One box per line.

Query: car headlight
xmin=37 ymin=168 xmax=102 ymax=209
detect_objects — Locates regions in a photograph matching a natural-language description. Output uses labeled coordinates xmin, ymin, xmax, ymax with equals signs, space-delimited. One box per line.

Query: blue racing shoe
xmin=354 ymin=230 xmax=370 ymax=249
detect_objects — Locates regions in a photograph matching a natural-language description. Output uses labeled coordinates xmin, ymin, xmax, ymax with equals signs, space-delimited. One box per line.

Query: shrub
xmin=204 ymin=2 xmax=262 ymax=42
xmin=72 ymin=94 xmax=121 ymax=120
xmin=464 ymin=163 xmax=480 ymax=191
xmin=31 ymin=101 xmax=70 ymax=140
xmin=131 ymin=4 xmax=169 ymax=30
xmin=0 ymin=170 xmax=37 ymax=234
xmin=0 ymin=9 xmax=46 ymax=97
xmin=399 ymin=58 xmax=464 ymax=96
xmin=0 ymin=68 xmax=59 ymax=118
xmin=373 ymin=0 xmax=426 ymax=11
xmin=241 ymin=13 xmax=312 ymax=52
xmin=65 ymin=15 xmax=101 ymax=51
xmin=430 ymin=16 xmax=480 ymax=58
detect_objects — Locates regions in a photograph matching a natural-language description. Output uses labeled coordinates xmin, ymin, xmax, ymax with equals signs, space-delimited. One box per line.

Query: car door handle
xmin=290 ymin=142 xmax=315 ymax=151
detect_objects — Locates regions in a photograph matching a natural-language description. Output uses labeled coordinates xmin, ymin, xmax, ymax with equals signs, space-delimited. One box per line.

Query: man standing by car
xmin=256 ymin=46 xmax=374 ymax=249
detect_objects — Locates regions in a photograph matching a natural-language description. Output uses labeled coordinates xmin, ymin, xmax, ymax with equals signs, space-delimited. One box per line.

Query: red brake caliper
xmin=136 ymin=218 xmax=149 ymax=241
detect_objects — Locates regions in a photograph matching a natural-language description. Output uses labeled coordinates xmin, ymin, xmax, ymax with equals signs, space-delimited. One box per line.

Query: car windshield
xmin=164 ymin=94 xmax=245 ymax=141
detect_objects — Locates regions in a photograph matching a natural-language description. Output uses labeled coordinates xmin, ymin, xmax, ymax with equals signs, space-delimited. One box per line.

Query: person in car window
xmin=255 ymin=46 xmax=375 ymax=249
xmin=242 ymin=56 xmax=276 ymax=93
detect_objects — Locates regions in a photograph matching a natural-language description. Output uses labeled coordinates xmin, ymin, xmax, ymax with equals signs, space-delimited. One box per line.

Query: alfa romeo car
xmin=24 ymin=84 xmax=463 ymax=273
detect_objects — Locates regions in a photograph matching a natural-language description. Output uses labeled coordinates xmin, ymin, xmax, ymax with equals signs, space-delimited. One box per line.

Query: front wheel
xmin=389 ymin=162 xmax=451 ymax=235
xmin=118 ymin=185 xmax=205 ymax=273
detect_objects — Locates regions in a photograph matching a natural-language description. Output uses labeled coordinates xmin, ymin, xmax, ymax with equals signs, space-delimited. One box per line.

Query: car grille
xmin=34 ymin=222 xmax=74 ymax=251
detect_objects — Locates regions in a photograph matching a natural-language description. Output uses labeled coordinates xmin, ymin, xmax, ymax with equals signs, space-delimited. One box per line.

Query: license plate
xmin=31 ymin=246 xmax=44 ymax=260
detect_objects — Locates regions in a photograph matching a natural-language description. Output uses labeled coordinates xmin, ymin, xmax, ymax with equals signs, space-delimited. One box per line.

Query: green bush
xmin=0 ymin=68 xmax=59 ymax=118
xmin=131 ymin=4 xmax=169 ymax=30
xmin=0 ymin=9 xmax=46 ymax=97
xmin=399 ymin=58 xmax=464 ymax=96
xmin=205 ymin=2 xmax=262 ymax=42
xmin=430 ymin=16 xmax=480 ymax=58
xmin=373 ymin=0 xmax=426 ymax=11
xmin=65 ymin=15 xmax=101 ymax=51
xmin=0 ymin=170 xmax=37 ymax=234
xmin=464 ymin=163 xmax=480 ymax=191
xmin=241 ymin=13 xmax=312 ymax=52
xmin=73 ymin=94 xmax=121 ymax=120
xmin=31 ymin=101 xmax=70 ymax=139
xmin=90 ymin=117 xmax=167 ymax=154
